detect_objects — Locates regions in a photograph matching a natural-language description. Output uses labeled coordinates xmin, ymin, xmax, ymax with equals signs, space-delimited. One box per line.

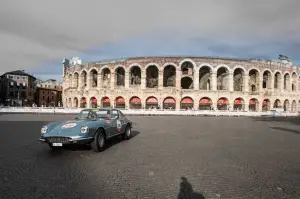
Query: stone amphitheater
xmin=62 ymin=56 xmax=300 ymax=112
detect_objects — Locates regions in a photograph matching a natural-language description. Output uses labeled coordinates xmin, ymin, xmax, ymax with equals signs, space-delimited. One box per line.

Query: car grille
xmin=47 ymin=137 xmax=71 ymax=143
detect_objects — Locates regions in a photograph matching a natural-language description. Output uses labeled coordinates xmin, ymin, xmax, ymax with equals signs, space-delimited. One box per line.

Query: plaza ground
xmin=0 ymin=114 xmax=300 ymax=199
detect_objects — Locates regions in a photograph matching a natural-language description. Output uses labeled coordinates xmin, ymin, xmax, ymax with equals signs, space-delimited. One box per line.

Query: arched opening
xmin=101 ymin=97 xmax=110 ymax=108
xmin=199 ymin=66 xmax=211 ymax=90
xmin=181 ymin=61 xmax=194 ymax=76
xmin=284 ymin=73 xmax=290 ymax=90
xmin=283 ymin=99 xmax=290 ymax=112
xmin=129 ymin=96 xmax=142 ymax=109
xmin=249 ymin=98 xmax=258 ymax=112
xmin=233 ymin=98 xmax=244 ymax=111
xmin=274 ymin=72 xmax=281 ymax=90
xmin=181 ymin=77 xmax=193 ymax=89
xmin=115 ymin=96 xmax=125 ymax=109
xmin=233 ymin=68 xmax=244 ymax=91
xmin=80 ymin=97 xmax=87 ymax=108
xmin=145 ymin=97 xmax=158 ymax=109
xmin=101 ymin=68 xmax=111 ymax=88
xmin=217 ymin=67 xmax=229 ymax=90
xmin=146 ymin=65 xmax=159 ymax=88
xmin=199 ymin=97 xmax=212 ymax=110
xmin=74 ymin=97 xmax=78 ymax=108
xmin=68 ymin=74 xmax=72 ymax=87
xmin=130 ymin=66 xmax=141 ymax=86
xmin=74 ymin=73 xmax=79 ymax=87
xmin=163 ymin=97 xmax=176 ymax=109
xmin=90 ymin=69 xmax=98 ymax=87
xmin=163 ymin=65 xmax=176 ymax=87
xmin=180 ymin=97 xmax=194 ymax=110
xmin=273 ymin=99 xmax=281 ymax=108
xmin=115 ymin=67 xmax=125 ymax=86
xmin=249 ymin=69 xmax=259 ymax=92
xmin=292 ymin=72 xmax=297 ymax=91
xmin=262 ymin=99 xmax=270 ymax=112
xmin=291 ymin=100 xmax=297 ymax=112
xmin=90 ymin=97 xmax=97 ymax=108
xmin=262 ymin=70 xmax=271 ymax=89
xmin=217 ymin=97 xmax=228 ymax=110
xmin=81 ymin=71 xmax=87 ymax=88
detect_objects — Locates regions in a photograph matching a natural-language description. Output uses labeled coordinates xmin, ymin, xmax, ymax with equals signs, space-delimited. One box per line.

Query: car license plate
xmin=52 ymin=143 xmax=63 ymax=147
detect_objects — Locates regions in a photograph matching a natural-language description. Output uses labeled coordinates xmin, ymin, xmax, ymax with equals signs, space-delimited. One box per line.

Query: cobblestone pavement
xmin=1 ymin=114 xmax=300 ymax=199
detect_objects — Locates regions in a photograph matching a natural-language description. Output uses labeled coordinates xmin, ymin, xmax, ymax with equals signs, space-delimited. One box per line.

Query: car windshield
xmin=77 ymin=110 xmax=91 ymax=120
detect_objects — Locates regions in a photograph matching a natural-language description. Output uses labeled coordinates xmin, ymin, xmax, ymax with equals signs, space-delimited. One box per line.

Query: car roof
xmin=81 ymin=108 xmax=119 ymax=112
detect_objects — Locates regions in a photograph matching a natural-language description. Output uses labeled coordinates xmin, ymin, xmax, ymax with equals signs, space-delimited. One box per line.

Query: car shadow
xmin=177 ymin=177 xmax=205 ymax=199
xmin=270 ymin=127 xmax=300 ymax=135
xmin=47 ymin=131 xmax=140 ymax=152
xmin=252 ymin=116 xmax=300 ymax=125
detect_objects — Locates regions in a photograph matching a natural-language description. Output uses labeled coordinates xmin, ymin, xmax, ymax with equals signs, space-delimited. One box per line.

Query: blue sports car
xmin=39 ymin=108 xmax=133 ymax=152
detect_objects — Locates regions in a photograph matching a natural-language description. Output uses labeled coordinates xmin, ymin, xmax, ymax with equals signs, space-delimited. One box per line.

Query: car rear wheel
xmin=91 ymin=129 xmax=106 ymax=152
xmin=123 ymin=125 xmax=131 ymax=140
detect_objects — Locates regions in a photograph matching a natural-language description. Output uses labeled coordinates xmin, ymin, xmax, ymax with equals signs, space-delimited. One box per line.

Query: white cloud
xmin=0 ymin=0 xmax=299 ymax=74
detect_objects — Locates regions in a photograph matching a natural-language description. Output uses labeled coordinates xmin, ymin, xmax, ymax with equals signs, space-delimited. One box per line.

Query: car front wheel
xmin=91 ymin=129 xmax=106 ymax=152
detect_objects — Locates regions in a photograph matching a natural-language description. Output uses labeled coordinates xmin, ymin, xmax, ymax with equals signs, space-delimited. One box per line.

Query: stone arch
xmin=129 ymin=65 xmax=141 ymax=86
xmin=90 ymin=97 xmax=97 ymax=108
xmin=101 ymin=97 xmax=111 ymax=108
xmin=274 ymin=71 xmax=282 ymax=90
xmin=199 ymin=97 xmax=212 ymax=110
xmin=163 ymin=65 xmax=176 ymax=87
xmin=292 ymin=72 xmax=297 ymax=91
xmin=249 ymin=98 xmax=259 ymax=112
xmin=145 ymin=96 xmax=159 ymax=109
xmin=115 ymin=67 xmax=125 ymax=86
xmin=101 ymin=68 xmax=111 ymax=88
xmin=262 ymin=70 xmax=272 ymax=89
xmin=199 ymin=65 xmax=212 ymax=90
xmin=180 ymin=96 xmax=194 ymax=110
xmin=283 ymin=73 xmax=290 ymax=90
xmin=217 ymin=97 xmax=229 ymax=110
xmin=146 ymin=65 xmax=159 ymax=88
xmin=233 ymin=68 xmax=245 ymax=91
xmin=273 ymin=99 xmax=281 ymax=108
xmin=248 ymin=69 xmax=260 ymax=92
xmin=115 ymin=96 xmax=125 ymax=109
xmin=80 ymin=70 xmax=87 ymax=88
xmin=283 ymin=99 xmax=290 ymax=112
xmin=291 ymin=100 xmax=297 ymax=113
xmin=129 ymin=96 xmax=142 ymax=109
xmin=217 ymin=66 xmax=229 ymax=90
xmin=73 ymin=72 xmax=79 ymax=87
xmin=89 ymin=69 xmax=98 ymax=88
xmin=163 ymin=97 xmax=176 ymax=109
xmin=181 ymin=76 xmax=193 ymax=89
xmin=262 ymin=99 xmax=271 ymax=112
xmin=233 ymin=97 xmax=245 ymax=111
xmin=80 ymin=97 xmax=87 ymax=108
xmin=73 ymin=97 xmax=78 ymax=108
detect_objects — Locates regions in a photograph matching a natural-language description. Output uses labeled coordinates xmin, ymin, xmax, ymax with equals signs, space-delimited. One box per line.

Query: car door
xmin=118 ymin=110 xmax=127 ymax=133
xmin=109 ymin=109 xmax=119 ymax=136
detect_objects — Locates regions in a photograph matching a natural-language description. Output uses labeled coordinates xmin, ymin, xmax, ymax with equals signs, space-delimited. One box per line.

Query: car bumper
xmin=39 ymin=136 xmax=93 ymax=145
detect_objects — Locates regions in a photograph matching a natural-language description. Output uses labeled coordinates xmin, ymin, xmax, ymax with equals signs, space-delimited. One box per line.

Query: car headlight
xmin=41 ymin=126 xmax=48 ymax=134
xmin=80 ymin=126 xmax=89 ymax=134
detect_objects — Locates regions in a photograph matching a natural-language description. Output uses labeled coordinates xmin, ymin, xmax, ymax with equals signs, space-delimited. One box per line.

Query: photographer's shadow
xmin=177 ymin=177 xmax=205 ymax=199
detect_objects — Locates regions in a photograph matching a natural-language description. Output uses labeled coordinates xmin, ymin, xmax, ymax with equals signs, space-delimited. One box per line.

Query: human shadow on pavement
xmin=177 ymin=177 xmax=205 ymax=199
xmin=270 ymin=127 xmax=300 ymax=135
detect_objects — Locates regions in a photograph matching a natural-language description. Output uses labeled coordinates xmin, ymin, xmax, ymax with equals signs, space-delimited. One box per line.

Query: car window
xmin=119 ymin=111 xmax=126 ymax=120
xmin=96 ymin=110 xmax=110 ymax=119
xmin=111 ymin=110 xmax=119 ymax=119
xmin=90 ymin=111 xmax=97 ymax=119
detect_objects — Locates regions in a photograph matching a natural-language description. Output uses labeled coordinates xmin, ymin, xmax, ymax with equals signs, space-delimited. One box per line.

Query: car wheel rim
xmin=126 ymin=128 xmax=131 ymax=137
xmin=99 ymin=134 xmax=104 ymax=147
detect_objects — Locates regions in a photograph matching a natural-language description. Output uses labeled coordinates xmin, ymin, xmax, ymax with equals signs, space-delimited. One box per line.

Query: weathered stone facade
xmin=62 ymin=56 xmax=300 ymax=112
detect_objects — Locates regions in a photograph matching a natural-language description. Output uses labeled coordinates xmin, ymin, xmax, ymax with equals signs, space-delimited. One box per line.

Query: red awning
xmin=81 ymin=98 xmax=86 ymax=102
xmin=234 ymin=98 xmax=242 ymax=105
xmin=249 ymin=99 xmax=256 ymax=105
xmin=263 ymin=100 xmax=269 ymax=105
xmin=146 ymin=97 xmax=158 ymax=103
xmin=164 ymin=97 xmax=175 ymax=103
xmin=217 ymin=98 xmax=227 ymax=105
xmin=181 ymin=97 xmax=193 ymax=104
xmin=115 ymin=97 xmax=125 ymax=103
xmin=91 ymin=97 xmax=97 ymax=103
xmin=130 ymin=97 xmax=141 ymax=103
xmin=102 ymin=97 xmax=110 ymax=103
xmin=199 ymin=98 xmax=211 ymax=104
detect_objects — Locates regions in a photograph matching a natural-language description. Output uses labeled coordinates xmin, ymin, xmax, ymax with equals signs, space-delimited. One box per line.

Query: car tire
xmin=91 ymin=129 xmax=106 ymax=152
xmin=123 ymin=125 xmax=131 ymax=140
